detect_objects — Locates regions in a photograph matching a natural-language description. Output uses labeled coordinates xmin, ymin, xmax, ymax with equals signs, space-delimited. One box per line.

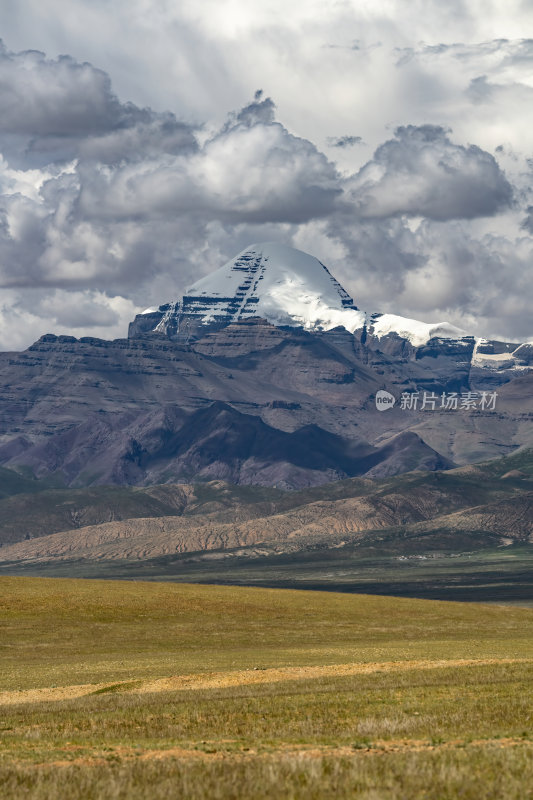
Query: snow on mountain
xmin=471 ymin=338 xmax=532 ymax=371
xmin=177 ymin=242 xmax=471 ymax=345
xmin=370 ymin=313 xmax=468 ymax=348
xmin=134 ymin=242 xmax=507 ymax=349
xmin=183 ymin=242 xmax=366 ymax=333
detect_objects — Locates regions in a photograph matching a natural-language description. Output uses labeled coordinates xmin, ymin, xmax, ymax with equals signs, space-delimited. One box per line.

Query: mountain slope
xmin=2 ymin=450 xmax=532 ymax=566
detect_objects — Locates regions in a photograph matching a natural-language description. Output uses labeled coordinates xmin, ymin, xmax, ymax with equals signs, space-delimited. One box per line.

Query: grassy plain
xmin=7 ymin=543 xmax=533 ymax=606
xmin=1 ymin=577 xmax=532 ymax=798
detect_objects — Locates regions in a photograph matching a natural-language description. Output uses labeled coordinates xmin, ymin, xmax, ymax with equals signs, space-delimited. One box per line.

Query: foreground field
xmin=1 ymin=578 xmax=533 ymax=798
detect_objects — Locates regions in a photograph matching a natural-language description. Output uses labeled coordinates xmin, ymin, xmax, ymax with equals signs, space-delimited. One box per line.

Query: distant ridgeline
xmin=0 ymin=242 xmax=531 ymax=488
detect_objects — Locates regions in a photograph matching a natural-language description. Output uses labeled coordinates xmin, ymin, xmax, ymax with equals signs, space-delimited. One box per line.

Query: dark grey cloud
xmin=347 ymin=124 xmax=513 ymax=221
xmin=466 ymin=74 xmax=533 ymax=106
xmin=466 ymin=75 xmax=494 ymax=103
xmin=319 ymin=213 xmax=533 ymax=343
xmin=231 ymin=90 xmax=276 ymax=127
xmin=327 ymin=135 xmax=363 ymax=148
xmin=521 ymin=206 xmax=533 ymax=234
xmin=396 ymin=38 xmax=533 ymax=68
xmin=0 ymin=48 xmax=343 ymax=301
xmin=57 ymin=101 xmax=341 ymax=228
xmin=326 ymin=39 xmax=382 ymax=52
xmin=401 ymin=220 xmax=533 ymax=341
xmin=324 ymin=215 xmax=423 ymax=301
xmin=0 ymin=40 xmax=198 ymax=168
xmin=0 ymin=40 xmax=132 ymax=136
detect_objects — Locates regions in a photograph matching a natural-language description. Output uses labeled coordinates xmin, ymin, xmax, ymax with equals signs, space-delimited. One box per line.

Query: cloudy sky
xmin=0 ymin=0 xmax=532 ymax=350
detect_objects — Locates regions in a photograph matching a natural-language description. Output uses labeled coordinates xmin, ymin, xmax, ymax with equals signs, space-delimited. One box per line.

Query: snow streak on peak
xmin=185 ymin=242 xmax=366 ymax=333
xmin=370 ymin=313 xmax=468 ymax=348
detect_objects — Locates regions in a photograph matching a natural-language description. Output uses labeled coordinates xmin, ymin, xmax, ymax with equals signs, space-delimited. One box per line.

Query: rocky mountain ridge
xmin=0 ymin=243 xmax=531 ymax=488
xmin=130 ymin=243 xmax=532 ymax=380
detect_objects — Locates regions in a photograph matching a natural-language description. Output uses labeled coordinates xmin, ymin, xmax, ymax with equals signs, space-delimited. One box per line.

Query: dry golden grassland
xmin=1 ymin=576 xmax=533 ymax=798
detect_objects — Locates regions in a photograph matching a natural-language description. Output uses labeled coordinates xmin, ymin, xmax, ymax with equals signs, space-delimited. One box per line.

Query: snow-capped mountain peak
xmin=183 ymin=242 xmax=366 ymax=333
xmin=130 ymin=242 xmax=476 ymax=348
